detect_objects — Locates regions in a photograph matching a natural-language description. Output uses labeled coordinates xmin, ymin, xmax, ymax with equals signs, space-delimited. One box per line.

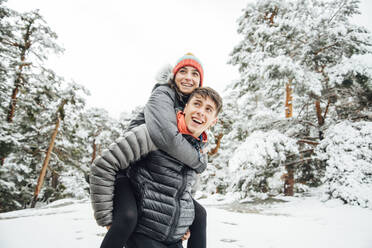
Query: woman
xmin=91 ymin=53 xmax=207 ymax=248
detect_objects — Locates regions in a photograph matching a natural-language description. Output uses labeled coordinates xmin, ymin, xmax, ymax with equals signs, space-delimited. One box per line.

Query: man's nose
xmin=196 ymin=108 xmax=205 ymax=117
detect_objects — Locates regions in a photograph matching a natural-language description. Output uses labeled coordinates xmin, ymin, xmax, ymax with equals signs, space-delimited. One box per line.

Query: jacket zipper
xmin=167 ymin=167 xmax=187 ymax=241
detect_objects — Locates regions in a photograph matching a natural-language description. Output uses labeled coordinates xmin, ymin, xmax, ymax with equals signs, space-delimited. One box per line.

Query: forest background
xmin=0 ymin=0 xmax=371 ymax=213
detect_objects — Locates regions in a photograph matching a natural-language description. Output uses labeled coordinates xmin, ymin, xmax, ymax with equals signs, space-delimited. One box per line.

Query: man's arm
xmin=89 ymin=124 xmax=157 ymax=227
xmin=144 ymin=86 xmax=207 ymax=173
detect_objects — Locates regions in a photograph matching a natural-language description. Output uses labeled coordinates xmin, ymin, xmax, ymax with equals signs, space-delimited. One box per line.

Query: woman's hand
xmin=182 ymin=230 xmax=191 ymax=241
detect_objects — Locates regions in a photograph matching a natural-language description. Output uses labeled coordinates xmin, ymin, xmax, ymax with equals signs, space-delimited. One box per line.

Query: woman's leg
xmin=100 ymin=176 xmax=138 ymax=248
xmin=127 ymin=233 xmax=170 ymax=248
xmin=187 ymin=199 xmax=207 ymax=248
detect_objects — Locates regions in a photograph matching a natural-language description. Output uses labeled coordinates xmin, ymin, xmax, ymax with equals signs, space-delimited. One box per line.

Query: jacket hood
xmin=155 ymin=64 xmax=173 ymax=84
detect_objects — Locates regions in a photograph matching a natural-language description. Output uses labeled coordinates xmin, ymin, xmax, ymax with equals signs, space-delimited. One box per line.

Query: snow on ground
xmin=0 ymin=196 xmax=372 ymax=248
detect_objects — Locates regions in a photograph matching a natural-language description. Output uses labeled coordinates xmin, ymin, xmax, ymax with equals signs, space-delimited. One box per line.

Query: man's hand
xmin=182 ymin=230 xmax=191 ymax=241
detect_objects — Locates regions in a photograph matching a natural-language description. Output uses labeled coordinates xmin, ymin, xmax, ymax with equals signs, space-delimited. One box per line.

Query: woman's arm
xmin=89 ymin=124 xmax=157 ymax=226
xmin=144 ymin=86 xmax=207 ymax=173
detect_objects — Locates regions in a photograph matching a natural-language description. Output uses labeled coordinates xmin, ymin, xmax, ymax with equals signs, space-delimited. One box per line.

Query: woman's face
xmin=174 ymin=66 xmax=200 ymax=95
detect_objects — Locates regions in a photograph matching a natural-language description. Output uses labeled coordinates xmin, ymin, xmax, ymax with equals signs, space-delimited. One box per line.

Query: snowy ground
xmin=0 ymin=195 xmax=372 ymax=248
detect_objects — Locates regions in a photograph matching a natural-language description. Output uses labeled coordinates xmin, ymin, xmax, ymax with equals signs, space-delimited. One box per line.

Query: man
xmin=126 ymin=87 xmax=222 ymax=248
xmin=90 ymin=87 xmax=222 ymax=248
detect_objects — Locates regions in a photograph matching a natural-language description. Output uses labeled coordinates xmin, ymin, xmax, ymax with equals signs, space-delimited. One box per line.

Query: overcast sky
xmin=6 ymin=0 xmax=372 ymax=119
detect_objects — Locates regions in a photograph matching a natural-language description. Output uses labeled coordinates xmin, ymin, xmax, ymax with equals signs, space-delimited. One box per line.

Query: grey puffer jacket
xmin=90 ymin=84 xmax=207 ymax=227
xmin=89 ymin=124 xmax=157 ymax=226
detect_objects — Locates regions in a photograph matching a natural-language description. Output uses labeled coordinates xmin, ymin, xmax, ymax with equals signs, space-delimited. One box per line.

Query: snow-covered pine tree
xmin=0 ymin=6 xmax=90 ymax=211
xmin=4 ymin=10 xmax=63 ymax=123
xmin=0 ymin=0 xmax=17 ymax=165
xmin=78 ymin=107 xmax=122 ymax=167
xmin=0 ymin=7 xmax=64 ymax=166
xmin=201 ymin=0 xmax=371 ymax=200
xmin=30 ymin=82 xmax=89 ymax=206
xmin=229 ymin=0 xmax=371 ymax=129
xmin=315 ymin=121 xmax=372 ymax=208
xmin=0 ymin=0 xmax=13 ymax=84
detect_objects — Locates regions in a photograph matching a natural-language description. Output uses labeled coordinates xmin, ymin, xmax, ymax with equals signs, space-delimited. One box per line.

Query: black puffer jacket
xmin=128 ymin=134 xmax=204 ymax=244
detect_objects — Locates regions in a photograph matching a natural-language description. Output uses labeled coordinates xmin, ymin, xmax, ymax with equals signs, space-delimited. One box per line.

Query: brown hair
xmin=187 ymin=87 xmax=223 ymax=115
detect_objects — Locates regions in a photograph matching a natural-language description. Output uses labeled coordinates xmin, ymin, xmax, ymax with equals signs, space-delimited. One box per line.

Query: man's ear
xmin=211 ymin=117 xmax=218 ymax=127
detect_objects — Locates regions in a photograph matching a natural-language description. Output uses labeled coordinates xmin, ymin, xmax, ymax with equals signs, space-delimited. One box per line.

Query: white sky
xmin=5 ymin=0 xmax=372 ymax=119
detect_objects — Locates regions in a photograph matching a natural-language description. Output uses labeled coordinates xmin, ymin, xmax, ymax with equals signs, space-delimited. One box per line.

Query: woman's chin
xmin=179 ymin=87 xmax=193 ymax=94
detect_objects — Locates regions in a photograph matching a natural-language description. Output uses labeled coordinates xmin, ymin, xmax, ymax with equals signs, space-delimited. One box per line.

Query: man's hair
xmin=187 ymin=87 xmax=223 ymax=115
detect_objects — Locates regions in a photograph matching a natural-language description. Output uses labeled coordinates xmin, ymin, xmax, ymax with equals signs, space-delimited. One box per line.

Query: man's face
xmin=184 ymin=94 xmax=218 ymax=137
xmin=174 ymin=66 xmax=200 ymax=95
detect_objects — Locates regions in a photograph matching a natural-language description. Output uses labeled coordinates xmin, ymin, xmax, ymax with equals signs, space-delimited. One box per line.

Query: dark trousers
xmin=188 ymin=200 xmax=207 ymax=248
xmin=100 ymin=176 xmax=207 ymax=248
xmin=100 ymin=176 xmax=137 ymax=248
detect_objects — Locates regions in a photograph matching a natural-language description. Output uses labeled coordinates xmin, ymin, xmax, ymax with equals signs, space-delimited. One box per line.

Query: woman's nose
xmin=185 ymin=72 xmax=193 ymax=80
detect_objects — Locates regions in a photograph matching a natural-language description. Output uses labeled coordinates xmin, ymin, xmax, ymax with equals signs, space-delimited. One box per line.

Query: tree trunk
xmin=91 ymin=138 xmax=97 ymax=164
xmin=7 ymin=80 xmax=20 ymax=123
xmin=315 ymin=100 xmax=324 ymax=126
xmin=31 ymin=116 xmax=61 ymax=208
xmin=51 ymin=169 xmax=59 ymax=189
xmin=285 ymin=80 xmax=293 ymax=118
xmin=297 ymin=139 xmax=319 ymax=146
xmin=6 ymin=26 xmax=31 ymax=123
xmin=208 ymin=133 xmax=223 ymax=156
xmin=0 ymin=157 xmax=4 ymax=166
xmin=283 ymin=165 xmax=294 ymax=196
xmin=315 ymin=100 xmax=325 ymax=140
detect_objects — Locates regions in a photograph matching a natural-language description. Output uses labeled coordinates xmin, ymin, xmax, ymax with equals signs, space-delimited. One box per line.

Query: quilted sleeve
xmin=144 ymin=86 xmax=207 ymax=173
xmin=89 ymin=124 xmax=157 ymax=226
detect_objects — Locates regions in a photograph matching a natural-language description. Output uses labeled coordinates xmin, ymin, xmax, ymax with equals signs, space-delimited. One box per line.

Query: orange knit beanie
xmin=172 ymin=53 xmax=204 ymax=87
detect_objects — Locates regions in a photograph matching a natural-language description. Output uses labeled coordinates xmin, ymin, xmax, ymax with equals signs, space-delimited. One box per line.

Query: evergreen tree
xmin=0 ymin=8 xmax=63 ymax=163
xmin=315 ymin=121 xmax=372 ymax=208
xmin=0 ymin=5 xmax=89 ymax=211
xmin=79 ymin=107 xmax=121 ymax=166
xmin=229 ymin=0 xmax=371 ymax=129
xmin=30 ymin=82 xmax=90 ymax=207
xmin=5 ymin=9 xmax=63 ymax=122
xmin=0 ymin=0 xmax=13 ymax=84
xmin=202 ymin=0 xmax=372 ymax=199
xmin=0 ymin=0 xmax=16 ymax=165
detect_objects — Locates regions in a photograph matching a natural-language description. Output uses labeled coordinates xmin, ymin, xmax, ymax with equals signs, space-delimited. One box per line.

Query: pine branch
xmin=297 ymin=139 xmax=319 ymax=146
xmin=323 ymin=98 xmax=331 ymax=120
xmin=328 ymin=0 xmax=347 ymax=24
xmin=297 ymin=120 xmax=317 ymax=127
xmin=314 ymin=42 xmax=339 ymax=56
xmin=285 ymin=158 xmax=313 ymax=167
